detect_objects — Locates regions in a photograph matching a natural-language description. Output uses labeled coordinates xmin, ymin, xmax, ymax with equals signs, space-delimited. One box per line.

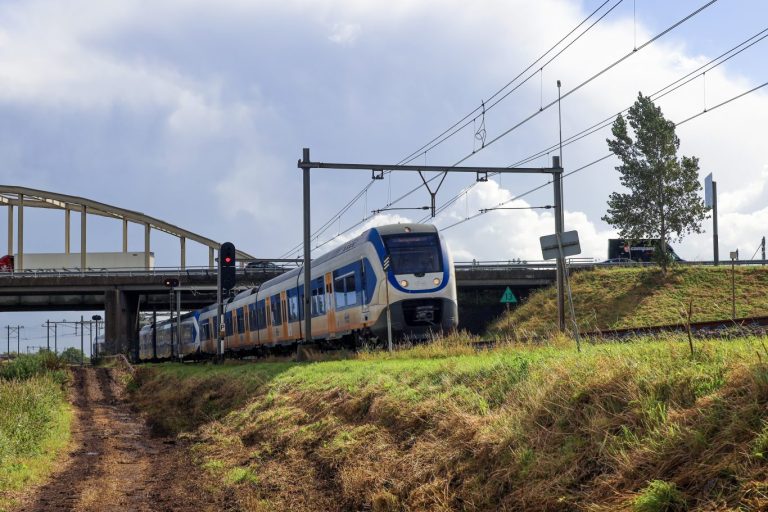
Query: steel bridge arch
xmin=0 ymin=185 xmax=254 ymax=270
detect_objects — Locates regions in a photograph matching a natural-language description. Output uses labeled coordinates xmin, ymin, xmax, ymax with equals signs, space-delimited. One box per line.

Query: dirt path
xmin=16 ymin=367 xmax=234 ymax=512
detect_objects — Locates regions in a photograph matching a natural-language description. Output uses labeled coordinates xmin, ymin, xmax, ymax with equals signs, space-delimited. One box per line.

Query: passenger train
xmin=138 ymin=224 xmax=458 ymax=360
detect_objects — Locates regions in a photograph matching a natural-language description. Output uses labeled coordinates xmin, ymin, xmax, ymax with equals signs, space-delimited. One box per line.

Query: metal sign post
xmin=540 ymin=230 xmax=582 ymax=350
xmin=705 ymin=173 xmax=718 ymax=265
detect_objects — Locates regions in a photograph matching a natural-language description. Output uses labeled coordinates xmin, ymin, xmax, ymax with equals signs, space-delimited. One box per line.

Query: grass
xmin=489 ymin=266 xmax=768 ymax=338
xmin=0 ymin=353 xmax=72 ymax=511
xmin=130 ymin=335 xmax=768 ymax=511
xmin=634 ymin=480 xmax=687 ymax=512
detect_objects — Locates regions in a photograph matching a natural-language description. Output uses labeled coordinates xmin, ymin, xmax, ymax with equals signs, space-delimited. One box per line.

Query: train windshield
xmin=382 ymin=233 xmax=443 ymax=275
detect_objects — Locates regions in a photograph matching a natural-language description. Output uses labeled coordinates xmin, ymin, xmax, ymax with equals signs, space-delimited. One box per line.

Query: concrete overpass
xmin=0 ymin=268 xmax=284 ymax=354
xmin=0 ymin=263 xmax=558 ymax=352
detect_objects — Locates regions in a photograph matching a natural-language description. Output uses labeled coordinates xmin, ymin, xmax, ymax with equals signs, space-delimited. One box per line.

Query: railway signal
xmin=163 ymin=278 xmax=179 ymax=288
xmin=220 ymin=242 xmax=236 ymax=294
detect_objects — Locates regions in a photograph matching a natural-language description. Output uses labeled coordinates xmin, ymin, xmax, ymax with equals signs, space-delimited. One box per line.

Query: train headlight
xmin=400 ymin=279 xmax=409 ymax=287
xmin=433 ymin=277 xmax=441 ymax=285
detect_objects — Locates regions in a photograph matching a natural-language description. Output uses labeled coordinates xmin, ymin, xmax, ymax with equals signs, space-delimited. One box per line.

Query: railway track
xmin=581 ymin=315 xmax=768 ymax=340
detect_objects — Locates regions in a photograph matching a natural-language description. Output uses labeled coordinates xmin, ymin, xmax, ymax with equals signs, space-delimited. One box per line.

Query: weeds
xmin=130 ymin=335 xmax=768 ymax=511
xmin=0 ymin=353 xmax=71 ymax=508
xmin=634 ymin=480 xmax=687 ymax=512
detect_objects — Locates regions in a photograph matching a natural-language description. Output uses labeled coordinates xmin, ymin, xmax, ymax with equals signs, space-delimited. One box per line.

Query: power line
xmin=440 ymin=79 xmax=768 ymax=231
xmin=309 ymin=0 xmax=720 ymax=248
xmin=422 ymin=25 xmax=768 ymax=220
xmin=278 ymin=0 xmax=622 ymax=258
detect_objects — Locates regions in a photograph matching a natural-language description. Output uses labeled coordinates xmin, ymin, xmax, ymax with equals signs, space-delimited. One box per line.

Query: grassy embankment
xmin=0 ymin=353 xmax=71 ymax=511
xmin=131 ymin=335 xmax=768 ymax=511
xmin=490 ymin=265 xmax=768 ymax=338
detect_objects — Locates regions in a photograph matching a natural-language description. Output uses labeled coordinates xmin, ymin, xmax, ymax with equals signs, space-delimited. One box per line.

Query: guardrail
xmin=455 ymin=259 xmax=768 ymax=271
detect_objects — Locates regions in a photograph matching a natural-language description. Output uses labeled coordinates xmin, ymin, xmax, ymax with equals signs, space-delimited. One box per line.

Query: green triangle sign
xmin=500 ymin=287 xmax=517 ymax=304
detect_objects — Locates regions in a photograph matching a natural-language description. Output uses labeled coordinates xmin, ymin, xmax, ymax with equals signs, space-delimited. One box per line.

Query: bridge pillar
xmin=122 ymin=218 xmax=128 ymax=252
xmin=17 ymin=194 xmax=23 ymax=270
xmin=80 ymin=205 xmax=87 ymax=269
xmin=144 ymin=223 xmax=150 ymax=269
xmin=104 ymin=289 xmax=139 ymax=357
xmin=7 ymin=204 xmax=12 ymax=258
xmin=65 ymin=208 xmax=70 ymax=254
xmin=180 ymin=236 xmax=186 ymax=269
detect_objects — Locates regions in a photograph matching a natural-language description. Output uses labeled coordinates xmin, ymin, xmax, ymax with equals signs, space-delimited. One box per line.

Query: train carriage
xmin=138 ymin=223 xmax=458 ymax=361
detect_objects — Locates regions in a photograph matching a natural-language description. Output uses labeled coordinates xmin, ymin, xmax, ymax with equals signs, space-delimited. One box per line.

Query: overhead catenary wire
xmin=421 ymin=25 xmax=768 ymax=220
xmin=278 ymin=0 xmax=621 ymax=258
xmin=286 ymin=0 xmax=719 ymax=254
xmin=440 ymin=80 xmax=768 ymax=231
xmin=374 ymin=0 xmax=721 ymax=231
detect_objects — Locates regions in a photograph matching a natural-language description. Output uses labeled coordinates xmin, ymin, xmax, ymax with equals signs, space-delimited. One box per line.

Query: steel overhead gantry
xmin=0 ymin=186 xmax=254 ymax=271
xmin=297 ymin=148 xmax=568 ymax=338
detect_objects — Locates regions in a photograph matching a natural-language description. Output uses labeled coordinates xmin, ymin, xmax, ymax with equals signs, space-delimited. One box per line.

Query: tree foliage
xmin=59 ymin=347 xmax=85 ymax=364
xmin=602 ymin=93 xmax=708 ymax=271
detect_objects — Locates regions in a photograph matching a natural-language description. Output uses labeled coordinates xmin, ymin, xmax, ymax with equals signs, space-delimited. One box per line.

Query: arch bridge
xmin=0 ymin=185 xmax=254 ymax=270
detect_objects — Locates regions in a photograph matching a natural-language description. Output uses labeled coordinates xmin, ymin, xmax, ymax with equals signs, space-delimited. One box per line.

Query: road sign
xmin=540 ymin=230 xmax=581 ymax=260
xmin=704 ymin=173 xmax=713 ymax=208
xmin=500 ymin=287 xmax=517 ymax=304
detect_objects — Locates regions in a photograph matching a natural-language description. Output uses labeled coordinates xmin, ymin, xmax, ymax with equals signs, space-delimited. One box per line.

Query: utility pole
xmin=54 ymin=323 xmax=57 ymax=354
xmin=297 ymin=149 xmax=566 ymax=334
xmin=5 ymin=325 xmax=9 ymax=358
xmin=46 ymin=319 xmax=50 ymax=351
xmin=80 ymin=315 xmax=84 ymax=366
xmin=16 ymin=325 xmax=23 ymax=354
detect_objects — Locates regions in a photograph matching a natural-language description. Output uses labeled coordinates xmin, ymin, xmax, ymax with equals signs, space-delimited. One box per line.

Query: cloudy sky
xmin=1 ymin=0 xmax=766 ymax=350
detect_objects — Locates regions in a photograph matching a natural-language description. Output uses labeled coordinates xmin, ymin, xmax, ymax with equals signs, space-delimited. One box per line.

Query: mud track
xmin=17 ymin=367 xmax=234 ymax=512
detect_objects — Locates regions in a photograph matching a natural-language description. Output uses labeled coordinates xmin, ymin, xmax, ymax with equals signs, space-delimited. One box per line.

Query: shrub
xmin=0 ymin=352 xmax=67 ymax=383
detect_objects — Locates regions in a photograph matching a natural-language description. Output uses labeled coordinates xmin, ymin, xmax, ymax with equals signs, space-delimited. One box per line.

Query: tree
xmin=602 ymin=93 xmax=708 ymax=272
xmin=60 ymin=347 xmax=85 ymax=364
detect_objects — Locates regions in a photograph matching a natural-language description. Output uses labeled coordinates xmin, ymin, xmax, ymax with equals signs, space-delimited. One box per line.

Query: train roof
xmin=260 ymin=223 xmax=438 ymax=290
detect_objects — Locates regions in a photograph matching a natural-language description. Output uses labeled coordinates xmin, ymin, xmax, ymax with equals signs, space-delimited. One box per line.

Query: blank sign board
xmin=704 ymin=173 xmax=713 ymax=208
xmin=540 ymin=230 xmax=581 ymax=260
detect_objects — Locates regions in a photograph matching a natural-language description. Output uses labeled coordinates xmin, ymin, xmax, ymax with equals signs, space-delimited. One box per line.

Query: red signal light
xmin=224 ymin=256 xmax=232 ymax=264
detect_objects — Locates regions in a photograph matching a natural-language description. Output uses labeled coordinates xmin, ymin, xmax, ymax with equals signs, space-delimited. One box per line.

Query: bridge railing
xmin=0 ymin=265 xmax=290 ymax=279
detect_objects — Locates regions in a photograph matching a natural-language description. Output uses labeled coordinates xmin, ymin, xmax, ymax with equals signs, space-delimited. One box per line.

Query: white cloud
xmin=328 ymin=23 xmax=361 ymax=45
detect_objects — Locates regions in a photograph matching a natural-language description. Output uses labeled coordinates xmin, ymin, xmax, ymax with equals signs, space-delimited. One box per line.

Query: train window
xmin=334 ymin=272 xmax=357 ymax=309
xmin=382 ymin=233 xmax=443 ymax=275
xmin=270 ymin=294 xmax=282 ymax=325
xmin=257 ymin=300 xmax=267 ymax=329
xmin=311 ymin=278 xmax=326 ymax=316
xmin=248 ymin=303 xmax=258 ymax=331
xmin=200 ymin=320 xmax=210 ymax=341
xmin=236 ymin=308 xmax=245 ymax=334
xmin=287 ymin=289 xmax=300 ymax=322
xmin=182 ymin=324 xmax=193 ymax=343
xmin=225 ymin=311 xmax=234 ymax=336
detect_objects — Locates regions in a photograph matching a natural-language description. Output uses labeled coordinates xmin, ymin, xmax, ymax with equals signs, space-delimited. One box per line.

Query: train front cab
xmin=369 ymin=226 xmax=458 ymax=341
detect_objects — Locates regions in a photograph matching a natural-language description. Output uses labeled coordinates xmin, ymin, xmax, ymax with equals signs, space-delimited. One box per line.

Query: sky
xmin=0 ymin=0 xmax=766 ymax=352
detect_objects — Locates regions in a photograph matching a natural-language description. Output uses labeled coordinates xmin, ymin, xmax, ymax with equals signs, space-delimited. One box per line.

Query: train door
xmin=280 ymin=291 xmax=289 ymax=340
xmin=325 ymin=272 xmax=336 ymax=337
xmin=265 ymin=296 xmax=273 ymax=344
xmin=360 ymin=259 xmax=370 ymax=320
xmin=244 ymin=306 xmax=252 ymax=348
